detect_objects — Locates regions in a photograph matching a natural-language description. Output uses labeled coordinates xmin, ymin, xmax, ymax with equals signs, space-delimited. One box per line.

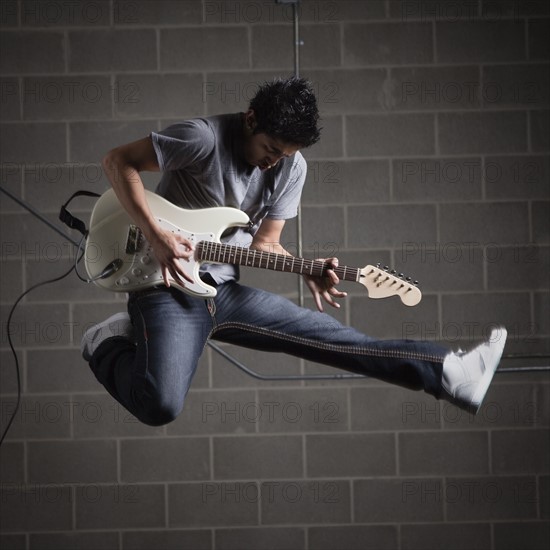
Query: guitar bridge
xmin=125 ymin=224 xmax=144 ymax=254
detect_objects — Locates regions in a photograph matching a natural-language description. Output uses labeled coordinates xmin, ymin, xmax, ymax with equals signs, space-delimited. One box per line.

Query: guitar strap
xmin=60 ymin=155 xmax=295 ymax=238
xmin=245 ymin=156 xmax=295 ymax=235
xmin=59 ymin=190 xmax=101 ymax=236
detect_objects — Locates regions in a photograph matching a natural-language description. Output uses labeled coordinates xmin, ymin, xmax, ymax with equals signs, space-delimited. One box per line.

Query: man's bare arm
xmin=102 ymin=137 xmax=194 ymax=286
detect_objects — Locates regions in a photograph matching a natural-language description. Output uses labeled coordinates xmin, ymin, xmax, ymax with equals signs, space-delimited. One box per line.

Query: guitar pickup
xmin=125 ymin=224 xmax=144 ymax=254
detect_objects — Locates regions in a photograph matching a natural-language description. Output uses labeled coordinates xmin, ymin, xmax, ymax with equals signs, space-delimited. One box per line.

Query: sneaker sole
xmin=81 ymin=312 xmax=131 ymax=361
xmin=470 ymin=326 xmax=508 ymax=412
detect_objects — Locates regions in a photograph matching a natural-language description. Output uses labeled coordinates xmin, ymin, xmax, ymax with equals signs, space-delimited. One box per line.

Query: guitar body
xmin=84 ymin=189 xmax=250 ymax=297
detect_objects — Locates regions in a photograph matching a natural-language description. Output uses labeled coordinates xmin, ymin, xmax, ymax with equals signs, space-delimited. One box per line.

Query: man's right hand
xmin=147 ymin=228 xmax=195 ymax=288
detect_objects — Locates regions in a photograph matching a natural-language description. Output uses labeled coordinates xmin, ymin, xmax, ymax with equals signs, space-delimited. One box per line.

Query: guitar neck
xmin=197 ymin=241 xmax=360 ymax=282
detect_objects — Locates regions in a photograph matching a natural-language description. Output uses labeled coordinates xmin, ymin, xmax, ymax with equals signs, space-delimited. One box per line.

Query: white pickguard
xmin=84 ymin=189 xmax=250 ymax=297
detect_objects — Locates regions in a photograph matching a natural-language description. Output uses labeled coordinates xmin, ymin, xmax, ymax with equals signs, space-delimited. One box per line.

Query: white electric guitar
xmin=84 ymin=189 xmax=422 ymax=306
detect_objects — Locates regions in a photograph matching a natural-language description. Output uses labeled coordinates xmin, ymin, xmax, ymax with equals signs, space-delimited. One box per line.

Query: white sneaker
xmin=81 ymin=312 xmax=134 ymax=362
xmin=442 ymin=326 xmax=507 ymax=414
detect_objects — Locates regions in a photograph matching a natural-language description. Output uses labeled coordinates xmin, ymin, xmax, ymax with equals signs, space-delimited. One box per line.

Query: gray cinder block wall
xmin=0 ymin=1 xmax=549 ymax=549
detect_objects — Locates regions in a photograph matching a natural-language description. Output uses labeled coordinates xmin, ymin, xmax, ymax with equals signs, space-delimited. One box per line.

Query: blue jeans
xmin=90 ymin=280 xmax=448 ymax=426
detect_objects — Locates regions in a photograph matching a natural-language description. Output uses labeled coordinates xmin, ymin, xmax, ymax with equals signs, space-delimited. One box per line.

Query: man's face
xmin=242 ymin=111 xmax=300 ymax=171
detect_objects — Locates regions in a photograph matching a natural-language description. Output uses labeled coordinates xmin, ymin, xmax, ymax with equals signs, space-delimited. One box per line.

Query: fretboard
xmin=197 ymin=241 xmax=360 ymax=282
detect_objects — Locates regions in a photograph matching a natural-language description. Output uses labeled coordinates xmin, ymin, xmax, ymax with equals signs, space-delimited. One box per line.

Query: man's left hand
xmin=303 ymin=257 xmax=347 ymax=312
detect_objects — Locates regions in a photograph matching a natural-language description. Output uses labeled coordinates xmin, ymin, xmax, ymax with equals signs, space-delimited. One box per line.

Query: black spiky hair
xmin=248 ymin=77 xmax=321 ymax=148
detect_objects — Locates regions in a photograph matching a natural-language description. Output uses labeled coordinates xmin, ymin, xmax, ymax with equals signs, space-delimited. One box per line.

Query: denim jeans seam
xmin=206 ymin=298 xmax=217 ymax=320
xmin=130 ymin=295 xmax=155 ymax=400
xmin=212 ymin=321 xmax=445 ymax=363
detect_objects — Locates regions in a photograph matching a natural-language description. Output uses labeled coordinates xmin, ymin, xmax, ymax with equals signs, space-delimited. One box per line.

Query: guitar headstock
xmin=359 ymin=264 xmax=422 ymax=306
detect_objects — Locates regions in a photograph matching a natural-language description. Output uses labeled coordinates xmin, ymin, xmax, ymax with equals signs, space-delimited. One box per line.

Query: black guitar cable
xmin=0 ymin=189 xmax=107 ymax=447
xmin=0 ymin=231 xmax=125 ymax=447
xmin=1 ymin=259 xmax=80 ymax=446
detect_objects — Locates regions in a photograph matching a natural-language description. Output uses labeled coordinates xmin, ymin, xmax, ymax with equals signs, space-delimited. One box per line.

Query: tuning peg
xmin=376 ymin=262 xmax=381 ymax=268
xmin=406 ymin=276 xmax=412 ymax=282
xmin=414 ymin=280 xmax=419 ymax=286
xmin=398 ymin=273 xmax=404 ymax=278
xmin=383 ymin=265 xmax=389 ymax=271
xmin=391 ymin=269 xmax=396 ymax=274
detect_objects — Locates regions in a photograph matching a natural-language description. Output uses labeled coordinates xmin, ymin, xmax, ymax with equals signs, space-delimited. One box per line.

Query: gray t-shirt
xmin=151 ymin=113 xmax=307 ymax=283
